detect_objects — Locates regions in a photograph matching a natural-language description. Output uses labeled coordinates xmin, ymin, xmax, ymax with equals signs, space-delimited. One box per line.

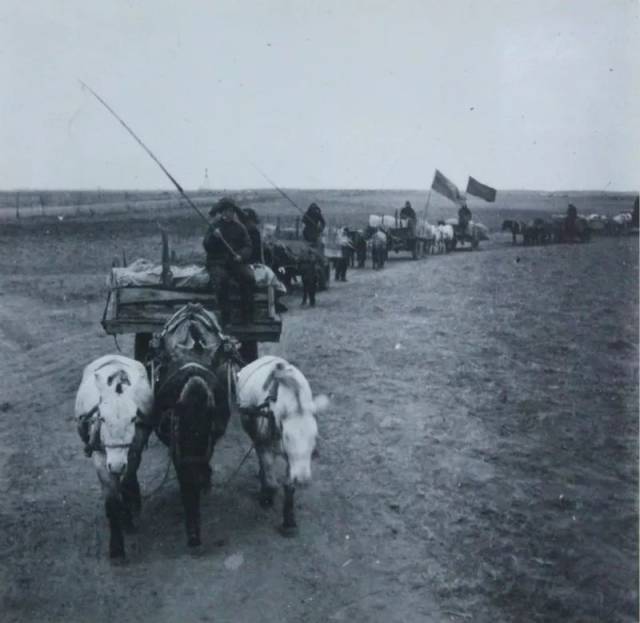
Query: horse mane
xmin=178 ymin=376 xmax=213 ymax=411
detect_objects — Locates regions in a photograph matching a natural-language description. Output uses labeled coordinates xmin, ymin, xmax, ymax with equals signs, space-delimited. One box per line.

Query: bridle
xmin=78 ymin=404 xmax=146 ymax=456
xmin=237 ymin=360 xmax=285 ymax=446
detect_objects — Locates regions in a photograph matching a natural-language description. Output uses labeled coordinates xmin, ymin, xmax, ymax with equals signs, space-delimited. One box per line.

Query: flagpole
xmin=423 ymin=189 xmax=432 ymax=222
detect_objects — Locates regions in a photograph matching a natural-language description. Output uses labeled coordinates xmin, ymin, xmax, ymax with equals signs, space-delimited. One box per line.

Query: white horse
xmin=437 ymin=223 xmax=455 ymax=252
xmin=237 ymin=356 xmax=329 ymax=535
xmin=75 ymin=354 xmax=153 ymax=558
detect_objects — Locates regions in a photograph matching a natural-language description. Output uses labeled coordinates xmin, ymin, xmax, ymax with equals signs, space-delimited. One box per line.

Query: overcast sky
xmin=1 ymin=0 xmax=638 ymax=191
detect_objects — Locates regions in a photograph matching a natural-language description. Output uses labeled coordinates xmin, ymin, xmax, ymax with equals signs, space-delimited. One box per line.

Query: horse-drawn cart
xmin=103 ymin=281 xmax=282 ymax=362
xmin=264 ymin=238 xmax=330 ymax=291
xmin=102 ymin=236 xmax=283 ymax=363
xmin=369 ymin=214 xmax=429 ymax=260
xmin=446 ymin=218 xmax=489 ymax=250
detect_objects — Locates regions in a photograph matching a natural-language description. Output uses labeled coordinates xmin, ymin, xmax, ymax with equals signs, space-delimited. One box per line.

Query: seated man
xmin=458 ymin=202 xmax=472 ymax=233
xmin=203 ymin=197 xmax=254 ymax=324
xmin=400 ymin=201 xmax=417 ymax=234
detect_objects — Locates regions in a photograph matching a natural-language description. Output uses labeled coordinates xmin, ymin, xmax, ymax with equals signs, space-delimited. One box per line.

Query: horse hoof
xmin=187 ymin=535 xmax=201 ymax=548
xmin=109 ymin=547 xmax=125 ymax=560
xmin=279 ymin=524 xmax=298 ymax=538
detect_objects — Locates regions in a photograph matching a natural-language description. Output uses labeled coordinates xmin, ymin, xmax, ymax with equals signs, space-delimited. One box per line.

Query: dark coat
xmin=246 ymin=224 xmax=263 ymax=264
xmin=400 ymin=205 xmax=416 ymax=222
xmin=203 ymin=219 xmax=252 ymax=266
xmin=302 ymin=209 xmax=326 ymax=244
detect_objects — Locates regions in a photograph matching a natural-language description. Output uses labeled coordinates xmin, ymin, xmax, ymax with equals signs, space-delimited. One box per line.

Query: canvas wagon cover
xmin=108 ymin=259 xmax=286 ymax=293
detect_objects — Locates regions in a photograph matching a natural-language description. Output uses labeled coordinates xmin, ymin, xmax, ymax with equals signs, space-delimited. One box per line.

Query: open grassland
xmin=1 ymin=188 xmax=637 ymax=232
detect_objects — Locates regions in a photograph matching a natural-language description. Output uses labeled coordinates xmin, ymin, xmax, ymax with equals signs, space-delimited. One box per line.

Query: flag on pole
xmin=466 ymin=176 xmax=497 ymax=202
xmin=431 ymin=170 xmax=464 ymax=205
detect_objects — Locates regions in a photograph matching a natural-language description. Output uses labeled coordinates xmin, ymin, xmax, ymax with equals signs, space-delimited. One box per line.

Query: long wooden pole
xmin=80 ymin=80 xmax=239 ymax=258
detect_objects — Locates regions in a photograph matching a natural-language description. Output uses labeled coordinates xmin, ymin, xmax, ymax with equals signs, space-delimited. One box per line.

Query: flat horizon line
xmin=0 ymin=187 xmax=637 ymax=195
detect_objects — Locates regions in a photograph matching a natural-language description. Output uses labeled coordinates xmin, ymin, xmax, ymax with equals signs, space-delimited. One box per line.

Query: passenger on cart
xmin=241 ymin=207 xmax=264 ymax=264
xmin=400 ymin=200 xmax=417 ymax=233
xmin=302 ymin=202 xmax=326 ymax=248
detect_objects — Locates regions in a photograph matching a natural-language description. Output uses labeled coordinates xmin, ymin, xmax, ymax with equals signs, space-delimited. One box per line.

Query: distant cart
xmin=264 ymin=236 xmax=331 ymax=291
xmin=446 ymin=219 xmax=489 ymax=251
xmin=370 ymin=213 xmax=429 ymax=260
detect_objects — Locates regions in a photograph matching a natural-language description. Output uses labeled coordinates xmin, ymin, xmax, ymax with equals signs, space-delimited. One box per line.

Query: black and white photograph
xmin=0 ymin=1 xmax=638 ymax=622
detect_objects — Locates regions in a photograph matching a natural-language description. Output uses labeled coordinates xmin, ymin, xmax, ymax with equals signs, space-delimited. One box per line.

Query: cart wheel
xmin=134 ymin=333 xmax=152 ymax=363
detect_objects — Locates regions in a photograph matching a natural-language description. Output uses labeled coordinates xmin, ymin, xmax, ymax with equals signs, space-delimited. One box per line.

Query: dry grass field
xmin=0 ymin=190 xmax=637 ymax=623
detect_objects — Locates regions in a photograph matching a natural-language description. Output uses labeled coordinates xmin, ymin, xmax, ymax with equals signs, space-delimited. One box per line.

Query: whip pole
xmin=250 ymin=162 xmax=316 ymax=228
xmin=80 ymin=81 xmax=241 ymax=258
xmin=79 ymin=80 xmax=209 ymax=225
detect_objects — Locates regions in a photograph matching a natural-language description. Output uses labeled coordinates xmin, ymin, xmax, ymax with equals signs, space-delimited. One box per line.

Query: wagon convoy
xmin=75 ymin=192 xmax=639 ymax=558
xmin=70 ymin=86 xmax=638 ymax=559
xmin=500 ymin=206 xmax=637 ymax=246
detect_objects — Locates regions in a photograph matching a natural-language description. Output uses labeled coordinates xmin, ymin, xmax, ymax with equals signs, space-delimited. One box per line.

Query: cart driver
xmin=203 ymin=197 xmax=254 ymax=325
xmin=458 ymin=201 xmax=472 ymax=233
xmin=400 ymin=200 xmax=417 ymax=234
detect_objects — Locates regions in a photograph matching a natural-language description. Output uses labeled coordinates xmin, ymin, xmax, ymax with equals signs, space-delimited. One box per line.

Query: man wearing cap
xmin=203 ymin=197 xmax=254 ymax=324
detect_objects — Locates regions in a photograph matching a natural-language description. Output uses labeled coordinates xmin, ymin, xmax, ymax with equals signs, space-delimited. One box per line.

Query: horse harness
xmin=237 ymin=360 xmax=286 ymax=446
xmin=77 ymin=404 xmax=149 ymax=457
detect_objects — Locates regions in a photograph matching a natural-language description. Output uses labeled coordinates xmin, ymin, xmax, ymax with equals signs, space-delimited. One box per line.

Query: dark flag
xmin=431 ymin=170 xmax=464 ymax=205
xmin=466 ymin=176 xmax=497 ymax=202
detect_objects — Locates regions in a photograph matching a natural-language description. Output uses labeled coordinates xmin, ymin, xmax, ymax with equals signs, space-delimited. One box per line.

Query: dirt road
xmin=0 ymin=226 xmax=637 ymax=623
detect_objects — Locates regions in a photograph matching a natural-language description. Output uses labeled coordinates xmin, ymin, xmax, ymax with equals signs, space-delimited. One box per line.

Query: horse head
xmin=90 ymin=369 xmax=147 ymax=477
xmin=266 ymin=362 xmax=329 ymax=486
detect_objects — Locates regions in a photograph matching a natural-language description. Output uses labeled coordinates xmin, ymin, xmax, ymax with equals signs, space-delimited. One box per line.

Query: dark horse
xmin=150 ymin=303 xmax=242 ymax=547
xmin=501 ymin=219 xmax=523 ymax=245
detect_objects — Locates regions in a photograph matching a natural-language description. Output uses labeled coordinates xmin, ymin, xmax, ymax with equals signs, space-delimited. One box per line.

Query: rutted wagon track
xmin=0 ymin=221 xmax=637 ymax=623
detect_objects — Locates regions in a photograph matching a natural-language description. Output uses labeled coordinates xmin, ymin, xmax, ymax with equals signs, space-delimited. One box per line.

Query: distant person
xmin=399 ymin=200 xmax=417 ymax=222
xmin=633 ymin=195 xmax=639 ymax=228
xmin=333 ymin=227 xmax=353 ymax=282
xmin=458 ymin=202 xmax=472 ymax=232
xmin=564 ymin=203 xmax=579 ymax=241
xmin=242 ymin=207 xmax=263 ymax=264
xmin=302 ymin=202 xmax=326 ymax=246
xmin=203 ymin=197 xmax=254 ymax=324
